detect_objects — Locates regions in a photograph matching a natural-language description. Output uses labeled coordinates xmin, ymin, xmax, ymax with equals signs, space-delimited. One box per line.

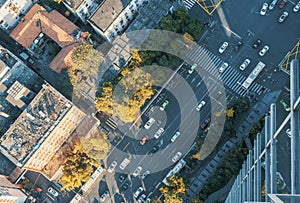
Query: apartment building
xmin=0 ymin=0 xmax=33 ymax=31
xmin=0 ymin=175 xmax=28 ymax=203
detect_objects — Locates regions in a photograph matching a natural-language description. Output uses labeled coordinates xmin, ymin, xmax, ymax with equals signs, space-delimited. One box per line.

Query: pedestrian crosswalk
xmin=183 ymin=0 xmax=196 ymax=10
xmin=186 ymin=45 xmax=270 ymax=97
xmin=105 ymin=117 xmax=118 ymax=130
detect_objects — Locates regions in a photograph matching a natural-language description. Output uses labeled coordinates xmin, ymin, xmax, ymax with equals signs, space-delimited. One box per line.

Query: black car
xmin=121 ymin=181 xmax=130 ymax=192
xmin=149 ymin=142 xmax=163 ymax=154
xmin=234 ymin=41 xmax=243 ymax=51
xmin=252 ymin=39 xmax=262 ymax=49
xmin=118 ymin=175 xmax=126 ymax=183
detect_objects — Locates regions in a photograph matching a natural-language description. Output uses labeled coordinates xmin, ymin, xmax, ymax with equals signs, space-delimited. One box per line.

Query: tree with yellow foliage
xmin=226 ymin=108 xmax=235 ymax=118
xmin=160 ymin=175 xmax=187 ymax=203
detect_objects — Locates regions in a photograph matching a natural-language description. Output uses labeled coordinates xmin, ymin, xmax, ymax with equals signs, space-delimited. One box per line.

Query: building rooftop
xmin=10 ymin=4 xmax=79 ymax=73
xmin=89 ymin=0 xmax=131 ymax=32
xmin=63 ymin=0 xmax=85 ymax=9
xmin=0 ymin=84 xmax=73 ymax=165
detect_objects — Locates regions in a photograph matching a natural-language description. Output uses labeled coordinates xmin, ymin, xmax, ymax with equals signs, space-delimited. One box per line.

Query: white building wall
xmin=0 ymin=0 xmax=33 ymax=31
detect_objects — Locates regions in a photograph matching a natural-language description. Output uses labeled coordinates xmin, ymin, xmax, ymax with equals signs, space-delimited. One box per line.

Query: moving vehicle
xmin=140 ymin=135 xmax=148 ymax=145
xmin=141 ymin=170 xmax=150 ymax=179
xmin=119 ymin=158 xmax=130 ymax=170
xmin=100 ymin=191 xmax=109 ymax=202
xmin=118 ymin=175 xmax=126 ymax=182
xmin=259 ymin=45 xmax=269 ymax=56
xmin=121 ymin=181 xmax=130 ymax=192
xmin=219 ymin=62 xmax=229 ymax=73
xmin=252 ymin=39 xmax=262 ymax=49
xmin=144 ymin=118 xmax=155 ymax=129
xmin=134 ymin=187 xmax=144 ymax=198
xmin=293 ymin=1 xmax=300 ymax=12
xmin=188 ymin=64 xmax=197 ymax=74
xmin=286 ymin=129 xmax=291 ymax=138
xmin=218 ymin=42 xmax=228 ymax=53
xmin=269 ymin=0 xmax=278 ymax=10
xmin=47 ymin=187 xmax=59 ymax=197
xmin=171 ymin=131 xmax=181 ymax=142
xmin=242 ymin=61 xmax=265 ymax=89
xmin=149 ymin=142 xmax=162 ymax=154
xmin=133 ymin=166 xmax=142 ymax=177
xmin=138 ymin=194 xmax=147 ymax=203
xmin=279 ymin=0 xmax=288 ymax=8
xmin=172 ymin=152 xmax=182 ymax=163
xmin=240 ymin=59 xmax=251 ymax=71
xmin=196 ymin=101 xmax=206 ymax=111
xmin=278 ymin=11 xmax=288 ymax=23
xmin=154 ymin=127 xmax=164 ymax=139
xmin=160 ymin=100 xmax=169 ymax=111
xmin=260 ymin=3 xmax=269 ymax=15
xmin=200 ymin=118 xmax=211 ymax=130
xmin=108 ymin=161 xmax=117 ymax=173
xmin=280 ymin=99 xmax=290 ymax=111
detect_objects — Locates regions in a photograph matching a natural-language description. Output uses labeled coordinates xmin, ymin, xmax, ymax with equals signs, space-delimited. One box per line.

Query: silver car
xmin=154 ymin=127 xmax=164 ymax=139
xmin=133 ymin=166 xmax=142 ymax=177
xmin=269 ymin=0 xmax=277 ymax=10
xmin=219 ymin=62 xmax=229 ymax=73
xmin=218 ymin=42 xmax=228 ymax=54
xmin=260 ymin=3 xmax=269 ymax=15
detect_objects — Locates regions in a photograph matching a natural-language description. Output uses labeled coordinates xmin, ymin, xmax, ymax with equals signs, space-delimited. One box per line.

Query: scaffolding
xmin=196 ymin=0 xmax=222 ymax=15
xmin=279 ymin=40 xmax=300 ymax=72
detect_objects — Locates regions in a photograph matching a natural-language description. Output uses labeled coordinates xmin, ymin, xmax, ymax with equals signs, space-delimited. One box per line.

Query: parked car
xmin=259 ymin=45 xmax=270 ymax=56
xmin=171 ymin=131 xmax=181 ymax=142
xmin=269 ymin=0 xmax=278 ymax=10
xmin=108 ymin=161 xmax=117 ymax=173
xmin=133 ymin=166 xmax=142 ymax=177
xmin=47 ymin=187 xmax=59 ymax=197
xmin=138 ymin=194 xmax=147 ymax=203
xmin=154 ymin=127 xmax=164 ymax=139
xmin=100 ymin=191 xmax=109 ymax=202
xmin=121 ymin=181 xmax=130 ymax=192
xmin=188 ymin=64 xmax=197 ymax=74
xmin=286 ymin=128 xmax=291 ymax=138
xmin=219 ymin=62 xmax=229 ymax=73
xmin=141 ymin=170 xmax=150 ymax=179
xmin=144 ymin=117 xmax=155 ymax=129
xmin=279 ymin=0 xmax=288 ymax=8
xmin=234 ymin=41 xmax=243 ymax=51
xmin=196 ymin=101 xmax=206 ymax=111
xmin=140 ymin=135 xmax=148 ymax=145
xmin=172 ymin=152 xmax=182 ymax=163
xmin=278 ymin=11 xmax=288 ymax=23
xmin=240 ymin=59 xmax=251 ymax=71
xmin=218 ymin=42 xmax=228 ymax=53
xmin=252 ymin=39 xmax=263 ymax=49
xmin=293 ymin=1 xmax=300 ymax=12
xmin=260 ymin=3 xmax=269 ymax=15
xmin=118 ymin=175 xmax=126 ymax=183
xmin=160 ymin=99 xmax=169 ymax=111
xmin=280 ymin=99 xmax=290 ymax=111
xmin=200 ymin=118 xmax=211 ymax=130
xmin=134 ymin=187 xmax=144 ymax=198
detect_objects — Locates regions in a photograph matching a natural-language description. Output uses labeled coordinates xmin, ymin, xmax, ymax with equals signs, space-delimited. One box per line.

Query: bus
xmin=162 ymin=159 xmax=186 ymax=185
xmin=241 ymin=61 xmax=265 ymax=89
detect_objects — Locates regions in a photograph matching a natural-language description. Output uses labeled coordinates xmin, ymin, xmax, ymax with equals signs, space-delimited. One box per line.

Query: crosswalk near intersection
xmin=183 ymin=0 xmax=196 ymax=10
xmin=186 ymin=45 xmax=270 ymax=97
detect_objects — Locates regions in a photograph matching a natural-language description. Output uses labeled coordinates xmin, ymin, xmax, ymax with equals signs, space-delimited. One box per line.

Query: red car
xmin=279 ymin=0 xmax=288 ymax=8
xmin=200 ymin=118 xmax=211 ymax=130
xmin=140 ymin=136 xmax=148 ymax=145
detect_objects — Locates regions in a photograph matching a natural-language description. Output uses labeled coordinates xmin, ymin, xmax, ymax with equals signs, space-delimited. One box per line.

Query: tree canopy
xmin=160 ymin=175 xmax=187 ymax=203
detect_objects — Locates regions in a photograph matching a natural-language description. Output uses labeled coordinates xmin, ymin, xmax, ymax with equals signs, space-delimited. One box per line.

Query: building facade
xmin=0 ymin=0 xmax=33 ymax=31
xmin=0 ymin=175 xmax=28 ymax=203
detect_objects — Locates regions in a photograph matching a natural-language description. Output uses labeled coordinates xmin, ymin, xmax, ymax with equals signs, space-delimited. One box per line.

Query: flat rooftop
xmin=0 ymin=84 xmax=73 ymax=164
xmin=89 ymin=0 xmax=131 ymax=32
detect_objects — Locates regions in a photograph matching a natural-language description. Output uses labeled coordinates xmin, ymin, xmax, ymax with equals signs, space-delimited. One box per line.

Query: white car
xmin=293 ymin=1 xmax=300 ymax=12
xmin=48 ymin=187 xmax=59 ymax=197
xmin=218 ymin=42 xmax=228 ymax=53
xmin=188 ymin=64 xmax=197 ymax=74
xmin=196 ymin=101 xmax=206 ymax=111
xmin=119 ymin=158 xmax=130 ymax=170
xmin=219 ymin=62 xmax=229 ymax=73
xmin=172 ymin=152 xmax=182 ymax=163
xmin=134 ymin=187 xmax=144 ymax=198
xmin=141 ymin=170 xmax=150 ymax=179
xmin=100 ymin=191 xmax=109 ymax=202
xmin=260 ymin=3 xmax=269 ymax=15
xmin=259 ymin=45 xmax=269 ymax=56
xmin=144 ymin=117 xmax=155 ymax=129
xmin=269 ymin=0 xmax=277 ymax=10
xmin=133 ymin=166 xmax=142 ymax=177
xmin=108 ymin=161 xmax=117 ymax=173
xmin=171 ymin=131 xmax=181 ymax=142
xmin=278 ymin=11 xmax=289 ymax=23
xmin=154 ymin=127 xmax=164 ymax=139
xmin=239 ymin=59 xmax=251 ymax=71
